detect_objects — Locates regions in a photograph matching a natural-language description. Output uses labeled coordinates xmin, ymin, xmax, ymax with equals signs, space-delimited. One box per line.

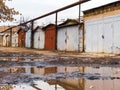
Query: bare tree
xmin=0 ymin=0 xmax=19 ymax=22
xmin=20 ymin=16 xmax=37 ymax=30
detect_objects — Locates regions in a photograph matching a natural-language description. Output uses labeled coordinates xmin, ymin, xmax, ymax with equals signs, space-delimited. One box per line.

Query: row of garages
xmin=1 ymin=1 xmax=120 ymax=54
xmin=2 ymin=19 xmax=83 ymax=52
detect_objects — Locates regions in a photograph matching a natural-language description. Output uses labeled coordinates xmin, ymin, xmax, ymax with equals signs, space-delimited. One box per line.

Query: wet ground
xmin=0 ymin=47 xmax=120 ymax=90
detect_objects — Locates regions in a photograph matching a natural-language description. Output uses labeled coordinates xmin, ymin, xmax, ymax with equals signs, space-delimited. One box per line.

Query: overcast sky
xmin=3 ymin=0 xmax=118 ymax=26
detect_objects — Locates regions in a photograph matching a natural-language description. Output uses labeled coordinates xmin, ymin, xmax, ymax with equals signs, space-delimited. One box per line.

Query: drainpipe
xmin=82 ymin=22 xmax=85 ymax=52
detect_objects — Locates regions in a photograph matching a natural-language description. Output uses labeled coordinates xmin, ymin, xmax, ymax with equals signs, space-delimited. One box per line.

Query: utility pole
xmin=79 ymin=0 xmax=81 ymax=23
xmin=55 ymin=12 xmax=58 ymax=50
xmin=31 ymin=21 xmax=34 ymax=48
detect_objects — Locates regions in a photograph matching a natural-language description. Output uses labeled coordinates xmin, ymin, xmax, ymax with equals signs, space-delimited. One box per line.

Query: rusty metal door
xmin=45 ymin=27 xmax=56 ymax=50
xmin=18 ymin=31 xmax=25 ymax=47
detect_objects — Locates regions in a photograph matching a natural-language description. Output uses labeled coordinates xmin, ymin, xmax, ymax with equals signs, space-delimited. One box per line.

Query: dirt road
xmin=0 ymin=46 xmax=120 ymax=66
xmin=0 ymin=46 xmax=117 ymax=57
xmin=0 ymin=46 xmax=58 ymax=56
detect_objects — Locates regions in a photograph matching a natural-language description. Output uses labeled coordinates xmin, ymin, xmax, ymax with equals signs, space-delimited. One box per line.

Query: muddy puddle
xmin=0 ymin=57 xmax=120 ymax=90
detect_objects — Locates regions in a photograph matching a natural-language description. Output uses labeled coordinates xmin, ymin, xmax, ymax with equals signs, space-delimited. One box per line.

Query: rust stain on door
xmin=17 ymin=28 xmax=26 ymax=47
xmin=44 ymin=24 xmax=56 ymax=50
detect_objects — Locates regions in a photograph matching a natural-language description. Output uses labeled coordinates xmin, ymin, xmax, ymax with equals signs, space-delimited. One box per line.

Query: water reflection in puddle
xmin=0 ymin=56 xmax=120 ymax=90
xmin=0 ymin=65 xmax=119 ymax=90
xmin=0 ymin=78 xmax=120 ymax=90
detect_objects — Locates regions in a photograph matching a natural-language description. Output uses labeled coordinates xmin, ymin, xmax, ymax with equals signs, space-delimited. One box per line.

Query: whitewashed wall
xmin=57 ymin=27 xmax=66 ymax=51
xmin=12 ymin=33 xmax=18 ymax=47
xmin=3 ymin=34 xmax=7 ymax=46
xmin=57 ymin=25 xmax=81 ymax=51
xmin=33 ymin=28 xmax=45 ymax=49
xmin=85 ymin=14 xmax=120 ymax=54
xmin=25 ymin=29 xmax=31 ymax=48
xmin=3 ymin=34 xmax=10 ymax=47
